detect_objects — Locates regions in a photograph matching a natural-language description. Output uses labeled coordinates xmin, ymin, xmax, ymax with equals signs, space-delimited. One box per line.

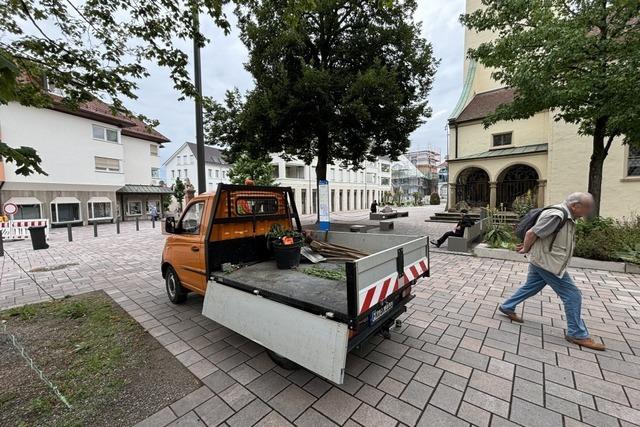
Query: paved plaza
xmin=2 ymin=216 xmax=640 ymax=426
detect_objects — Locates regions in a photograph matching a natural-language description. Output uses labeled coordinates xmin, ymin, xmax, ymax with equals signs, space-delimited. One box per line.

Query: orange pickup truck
xmin=161 ymin=184 xmax=430 ymax=383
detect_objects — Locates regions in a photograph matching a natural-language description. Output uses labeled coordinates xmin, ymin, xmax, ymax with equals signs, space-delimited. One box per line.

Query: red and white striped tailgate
xmin=358 ymin=257 xmax=428 ymax=314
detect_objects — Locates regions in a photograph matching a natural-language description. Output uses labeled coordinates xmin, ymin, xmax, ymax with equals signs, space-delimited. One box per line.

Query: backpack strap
xmin=543 ymin=207 xmax=569 ymax=251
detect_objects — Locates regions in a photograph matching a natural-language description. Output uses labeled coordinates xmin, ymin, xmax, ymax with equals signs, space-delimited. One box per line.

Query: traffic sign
xmin=3 ymin=202 xmax=18 ymax=216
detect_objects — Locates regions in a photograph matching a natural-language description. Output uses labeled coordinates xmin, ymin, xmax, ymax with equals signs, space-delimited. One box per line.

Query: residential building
xmin=437 ymin=162 xmax=448 ymax=200
xmin=162 ymin=144 xmax=393 ymax=215
xmin=391 ymin=155 xmax=433 ymax=202
xmin=0 ymin=97 xmax=171 ymax=225
xmin=447 ymin=0 xmax=639 ymax=217
xmin=406 ymin=149 xmax=441 ymax=177
xmin=272 ymin=157 xmax=392 ymax=215
xmin=163 ymin=142 xmax=229 ymax=192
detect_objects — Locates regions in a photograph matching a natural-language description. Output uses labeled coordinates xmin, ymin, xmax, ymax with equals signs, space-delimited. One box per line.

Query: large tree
xmin=462 ymin=0 xmax=640 ymax=216
xmin=206 ymin=0 xmax=437 ymax=197
xmin=228 ymin=154 xmax=277 ymax=186
xmin=1 ymin=0 xmax=230 ymax=175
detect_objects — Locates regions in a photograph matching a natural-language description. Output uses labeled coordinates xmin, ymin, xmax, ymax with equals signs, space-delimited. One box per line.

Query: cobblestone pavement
xmin=2 ymin=218 xmax=640 ymax=427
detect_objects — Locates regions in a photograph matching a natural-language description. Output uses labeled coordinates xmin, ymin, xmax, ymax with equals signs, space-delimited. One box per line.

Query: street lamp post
xmin=193 ymin=6 xmax=206 ymax=194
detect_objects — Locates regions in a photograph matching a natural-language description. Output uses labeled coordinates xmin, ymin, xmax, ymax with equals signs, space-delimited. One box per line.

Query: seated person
xmin=432 ymin=209 xmax=475 ymax=248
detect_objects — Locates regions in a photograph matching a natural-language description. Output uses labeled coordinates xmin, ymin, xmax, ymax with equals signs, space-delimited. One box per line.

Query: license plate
xmin=369 ymin=301 xmax=394 ymax=325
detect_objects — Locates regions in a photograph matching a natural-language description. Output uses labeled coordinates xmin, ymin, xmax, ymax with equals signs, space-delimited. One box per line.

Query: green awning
xmin=449 ymin=144 xmax=548 ymax=162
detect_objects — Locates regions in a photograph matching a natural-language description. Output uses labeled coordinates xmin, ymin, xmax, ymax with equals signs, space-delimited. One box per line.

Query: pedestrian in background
xmin=499 ymin=192 xmax=605 ymax=351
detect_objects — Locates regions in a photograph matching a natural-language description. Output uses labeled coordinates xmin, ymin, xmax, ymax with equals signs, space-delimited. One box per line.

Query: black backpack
xmin=515 ymin=206 xmax=568 ymax=250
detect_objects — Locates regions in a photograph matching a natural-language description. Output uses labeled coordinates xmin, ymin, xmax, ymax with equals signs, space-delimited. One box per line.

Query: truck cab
xmin=162 ymin=184 xmax=429 ymax=384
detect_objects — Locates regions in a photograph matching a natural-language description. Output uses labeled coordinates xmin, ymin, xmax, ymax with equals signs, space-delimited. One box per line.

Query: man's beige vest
xmin=528 ymin=203 xmax=576 ymax=277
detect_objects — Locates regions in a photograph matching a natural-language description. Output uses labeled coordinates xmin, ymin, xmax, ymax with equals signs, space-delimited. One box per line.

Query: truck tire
xmin=267 ymin=350 xmax=299 ymax=371
xmin=166 ymin=267 xmax=187 ymax=304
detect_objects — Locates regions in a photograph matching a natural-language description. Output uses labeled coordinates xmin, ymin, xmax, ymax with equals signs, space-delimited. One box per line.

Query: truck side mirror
xmin=165 ymin=217 xmax=176 ymax=234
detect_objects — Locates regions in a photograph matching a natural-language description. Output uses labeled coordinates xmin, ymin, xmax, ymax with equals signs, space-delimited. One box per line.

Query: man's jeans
xmin=501 ymin=263 xmax=589 ymax=339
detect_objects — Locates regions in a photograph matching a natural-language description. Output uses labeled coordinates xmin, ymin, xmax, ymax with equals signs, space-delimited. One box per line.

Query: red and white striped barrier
xmin=358 ymin=257 xmax=428 ymax=314
xmin=0 ymin=219 xmax=49 ymax=240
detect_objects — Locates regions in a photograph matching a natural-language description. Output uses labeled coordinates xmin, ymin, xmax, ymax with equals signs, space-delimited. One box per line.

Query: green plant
xmin=484 ymin=224 xmax=518 ymax=250
xmin=301 ymin=265 xmax=346 ymax=281
xmin=616 ymin=243 xmax=640 ymax=265
xmin=575 ymin=215 xmax=640 ymax=262
xmin=512 ymin=190 xmax=535 ymax=218
xmin=429 ymin=192 xmax=440 ymax=205
xmin=265 ymin=224 xmax=302 ymax=242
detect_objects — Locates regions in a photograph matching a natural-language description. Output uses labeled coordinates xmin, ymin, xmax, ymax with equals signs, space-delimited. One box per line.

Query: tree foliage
xmin=1 ymin=0 xmax=230 ymax=175
xmin=173 ymin=177 xmax=186 ymax=208
xmin=462 ymin=0 xmax=640 ymax=215
xmin=206 ymin=0 xmax=437 ymax=184
xmin=227 ymin=153 xmax=276 ymax=186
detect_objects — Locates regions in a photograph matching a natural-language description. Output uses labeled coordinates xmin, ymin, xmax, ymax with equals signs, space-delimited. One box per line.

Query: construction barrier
xmin=0 ymin=219 xmax=50 ymax=240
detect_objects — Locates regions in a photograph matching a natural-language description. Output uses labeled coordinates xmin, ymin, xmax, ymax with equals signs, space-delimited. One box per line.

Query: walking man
xmin=499 ymin=192 xmax=605 ymax=351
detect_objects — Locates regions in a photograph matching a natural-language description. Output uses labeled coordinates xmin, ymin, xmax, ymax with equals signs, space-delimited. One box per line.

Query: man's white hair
xmin=565 ymin=192 xmax=593 ymax=205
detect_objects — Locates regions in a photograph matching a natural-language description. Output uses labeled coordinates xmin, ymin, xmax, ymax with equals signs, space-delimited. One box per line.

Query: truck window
xmin=181 ymin=202 xmax=204 ymax=234
xmin=235 ymin=197 xmax=278 ymax=216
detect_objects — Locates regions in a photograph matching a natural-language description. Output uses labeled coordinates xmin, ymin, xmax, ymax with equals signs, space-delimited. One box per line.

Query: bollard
xmin=0 ymin=232 xmax=4 ymax=257
xmin=116 ymin=219 xmax=120 ymax=234
xmin=67 ymin=224 xmax=73 ymax=242
xmin=93 ymin=222 xmax=98 ymax=237
xmin=135 ymin=217 xmax=139 ymax=231
xmin=152 ymin=217 xmax=155 ymax=229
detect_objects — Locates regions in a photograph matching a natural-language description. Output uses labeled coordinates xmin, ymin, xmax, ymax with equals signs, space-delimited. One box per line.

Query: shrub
xmin=574 ymin=215 xmax=640 ymax=262
xmin=429 ymin=193 xmax=440 ymax=205
xmin=513 ymin=190 xmax=536 ymax=218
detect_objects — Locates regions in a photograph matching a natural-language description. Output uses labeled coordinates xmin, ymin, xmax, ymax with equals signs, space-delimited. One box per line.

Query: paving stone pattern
xmin=2 ymin=218 xmax=640 ymax=426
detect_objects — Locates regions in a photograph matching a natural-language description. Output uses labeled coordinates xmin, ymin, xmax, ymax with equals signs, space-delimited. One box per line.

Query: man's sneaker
xmin=565 ymin=336 xmax=606 ymax=351
xmin=498 ymin=306 xmax=524 ymax=323
xmin=430 ymin=241 xmax=440 ymax=248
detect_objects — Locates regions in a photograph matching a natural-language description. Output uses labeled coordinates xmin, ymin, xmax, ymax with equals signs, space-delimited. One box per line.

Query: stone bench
xmin=350 ymin=225 xmax=368 ymax=233
xmin=379 ymin=221 xmax=394 ymax=231
xmin=370 ymin=212 xmax=398 ymax=220
xmin=447 ymin=218 xmax=489 ymax=252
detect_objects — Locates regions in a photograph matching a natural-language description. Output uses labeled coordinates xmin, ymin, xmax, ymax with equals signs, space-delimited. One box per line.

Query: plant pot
xmin=273 ymin=240 xmax=302 ymax=269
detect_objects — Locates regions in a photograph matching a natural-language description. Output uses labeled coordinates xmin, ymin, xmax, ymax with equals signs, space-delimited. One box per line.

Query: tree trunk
xmin=588 ymin=118 xmax=609 ymax=217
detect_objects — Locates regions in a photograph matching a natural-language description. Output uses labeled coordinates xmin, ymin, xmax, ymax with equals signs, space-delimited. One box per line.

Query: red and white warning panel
xmin=358 ymin=256 xmax=428 ymax=314
xmin=0 ymin=219 xmax=50 ymax=240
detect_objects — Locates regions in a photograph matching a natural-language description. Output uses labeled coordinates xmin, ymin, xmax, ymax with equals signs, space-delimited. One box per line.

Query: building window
xmin=151 ymin=168 xmax=160 ymax=179
xmin=285 ymin=165 xmax=305 ymax=179
xmin=177 ymin=170 xmax=181 ymax=177
xmin=95 ymin=156 xmax=121 ymax=172
xmin=222 ymin=171 xmax=226 ymax=178
xmin=51 ymin=198 xmax=81 ymax=223
xmin=271 ymin=165 xmax=279 ymax=178
xmin=92 ymin=124 xmax=119 ymax=143
xmin=215 ymin=169 xmax=220 ymax=178
xmin=628 ymin=145 xmax=640 ymax=177
xmin=177 ymin=156 xmax=182 ymax=166
xmin=14 ymin=204 xmax=42 ymax=220
xmin=88 ymin=200 xmax=112 ymax=220
xmin=150 ymin=144 xmax=159 ymax=156
xmin=171 ymin=170 xmax=175 ymax=178
xmin=184 ymin=169 xmax=188 ymax=178
xmin=190 ymin=155 xmax=195 ymax=165
xmin=492 ymin=132 xmax=513 ymax=147
xmin=381 ymin=177 xmax=390 ymax=186
xmin=208 ymin=169 xmax=212 ymax=178
xmin=127 ymin=201 xmax=143 ymax=216
xmin=381 ymin=163 xmax=390 ymax=173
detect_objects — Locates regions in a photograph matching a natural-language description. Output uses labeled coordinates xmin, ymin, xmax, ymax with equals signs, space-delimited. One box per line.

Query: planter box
xmin=473 ymin=243 xmax=639 ymax=274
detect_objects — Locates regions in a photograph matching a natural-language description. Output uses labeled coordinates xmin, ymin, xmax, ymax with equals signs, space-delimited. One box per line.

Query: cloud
xmin=123 ymin=3 xmax=465 ymax=165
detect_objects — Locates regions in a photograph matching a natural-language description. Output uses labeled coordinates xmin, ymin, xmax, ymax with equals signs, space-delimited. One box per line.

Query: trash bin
xmin=28 ymin=226 xmax=49 ymax=250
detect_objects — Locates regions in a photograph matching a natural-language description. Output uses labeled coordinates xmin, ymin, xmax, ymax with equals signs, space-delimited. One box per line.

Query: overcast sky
xmin=123 ymin=1 xmax=466 ymax=165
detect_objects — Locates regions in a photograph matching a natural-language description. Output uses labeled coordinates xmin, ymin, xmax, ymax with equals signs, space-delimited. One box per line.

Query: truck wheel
xmin=267 ymin=350 xmax=299 ymax=371
xmin=166 ymin=268 xmax=187 ymax=304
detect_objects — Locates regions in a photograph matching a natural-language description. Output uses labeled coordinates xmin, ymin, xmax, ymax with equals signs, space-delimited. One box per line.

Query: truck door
xmin=173 ymin=200 xmax=207 ymax=293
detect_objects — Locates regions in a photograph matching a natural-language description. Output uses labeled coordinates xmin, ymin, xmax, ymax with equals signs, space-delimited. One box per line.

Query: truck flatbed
xmin=213 ymin=261 xmax=349 ymax=320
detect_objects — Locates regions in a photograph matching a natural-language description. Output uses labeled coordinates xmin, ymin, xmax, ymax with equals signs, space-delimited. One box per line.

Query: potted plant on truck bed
xmin=266 ymin=224 xmax=304 ymax=269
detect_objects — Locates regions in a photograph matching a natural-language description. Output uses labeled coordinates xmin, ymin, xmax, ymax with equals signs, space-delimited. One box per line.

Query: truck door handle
xmin=191 ymin=246 xmax=199 ymax=252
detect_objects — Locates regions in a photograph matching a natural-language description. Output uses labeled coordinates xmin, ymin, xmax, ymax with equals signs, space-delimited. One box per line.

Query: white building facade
xmin=163 ymin=144 xmax=393 ymax=215
xmin=0 ymin=99 xmax=171 ymax=226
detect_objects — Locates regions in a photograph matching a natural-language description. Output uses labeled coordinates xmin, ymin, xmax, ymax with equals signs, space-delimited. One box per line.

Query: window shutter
xmin=95 ymin=156 xmax=121 ymax=171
